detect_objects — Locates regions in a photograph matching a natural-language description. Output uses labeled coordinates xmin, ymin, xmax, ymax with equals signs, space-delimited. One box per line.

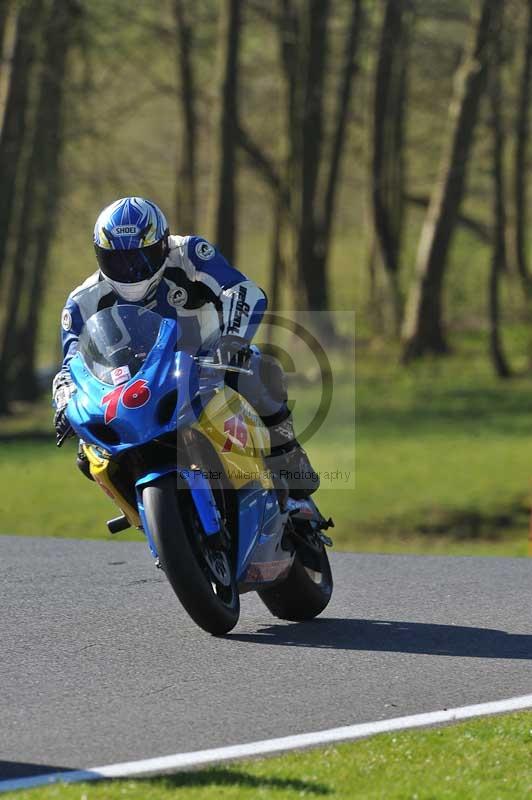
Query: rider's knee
xmin=258 ymin=354 xmax=288 ymax=404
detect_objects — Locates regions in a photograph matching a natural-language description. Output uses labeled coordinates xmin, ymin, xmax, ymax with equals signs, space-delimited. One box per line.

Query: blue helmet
xmin=93 ymin=197 xmax=169 ymax=301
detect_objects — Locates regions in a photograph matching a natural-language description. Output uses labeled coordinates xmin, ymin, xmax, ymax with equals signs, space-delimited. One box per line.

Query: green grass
xmin=1 ymin=332 xmax=532 ymax=555
xmin=344 ymin=333 xmax=532 ymax=556
xmin=3 ymin=711 xmax=531 ymax=799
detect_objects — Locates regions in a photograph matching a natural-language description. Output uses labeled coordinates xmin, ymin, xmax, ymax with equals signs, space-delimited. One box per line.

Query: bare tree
xmin=487 ymin=9 xmax=511 ymax=378
xmin=0 ymin=0 xmax=78 ymax=407
xmin=174 ymin=0 xmax=197 ymax=232
xmin=401 ymin=0 xmax=499 ymax=361
xmin=0 ymin=2 xmax=10 ymax=84
xmin=210 ymin=0 xmax=242 ymax=262
xmin=273 ymin=0 xmax=363 ymax=333
xmin=313 ymin=0 xmax=363 ymax=313
xmin=295 ymin=0 xmax=330 ymax=312
xmin=0 ymin=0 xmax=44 ymax=285
xmin=372 ymin=0 xmax=411 ymax=331
xmin=514 ymin=0 xmax=532 ymax=296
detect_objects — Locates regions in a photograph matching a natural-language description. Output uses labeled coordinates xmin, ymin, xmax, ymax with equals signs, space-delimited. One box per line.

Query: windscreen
xmin=78 ymin=305 xmax=163 ymax=385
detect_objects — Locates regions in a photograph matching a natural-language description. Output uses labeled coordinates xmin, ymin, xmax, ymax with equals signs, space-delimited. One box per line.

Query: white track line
xmin=1 ymin=693 xmax=532 ymax=794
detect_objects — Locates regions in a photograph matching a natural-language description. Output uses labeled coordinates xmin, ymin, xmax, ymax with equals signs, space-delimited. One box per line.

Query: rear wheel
xmin=258 ymin=525 xmax=333 ymax=621
xmin=142 ymin=475 xmax=239 ymax=635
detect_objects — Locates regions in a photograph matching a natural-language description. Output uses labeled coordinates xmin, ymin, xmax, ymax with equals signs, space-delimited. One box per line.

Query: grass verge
xmin=1 ymin=334 xmax=531 ymax=555
xmin=2 ymin=711 xmax=531 ymax=799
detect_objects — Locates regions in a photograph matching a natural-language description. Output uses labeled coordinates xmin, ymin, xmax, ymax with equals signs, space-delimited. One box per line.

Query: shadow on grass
xmin=356 ymin=382 xmax=532 ymax=437
xmin=152 ymin=767 xmax=331 ymax=794
xmin=228 ymin=618 xmax=532 ymax=660
xmin=366 ymin=504 xmax=530 ymax=540
xmin=0 ymin=764 xmax=332 ymax=795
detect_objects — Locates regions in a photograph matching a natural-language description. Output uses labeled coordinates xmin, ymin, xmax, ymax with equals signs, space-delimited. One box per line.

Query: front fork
xmin=135 ymin=467 xmax=223 ymax=558
xmin=83 ymin=444 xmax=226 ymax=558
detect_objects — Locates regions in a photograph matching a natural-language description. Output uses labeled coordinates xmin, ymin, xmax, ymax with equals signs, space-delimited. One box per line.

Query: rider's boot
xmin=264 ymin=408 xmax=320 ymax=500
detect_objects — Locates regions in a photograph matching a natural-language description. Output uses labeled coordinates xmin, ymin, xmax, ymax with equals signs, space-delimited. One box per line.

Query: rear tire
xmin=142 ymin=475 xmax=240 ymax=635
xmin=258 ymin=534 xmax=332 ymax=621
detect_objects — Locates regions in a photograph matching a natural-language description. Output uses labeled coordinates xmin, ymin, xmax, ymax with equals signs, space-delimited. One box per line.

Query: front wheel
xmin=257 ymin=531 xmax=333 ymax=621
xmin=142 ymin=475 xmax=239 ymax=635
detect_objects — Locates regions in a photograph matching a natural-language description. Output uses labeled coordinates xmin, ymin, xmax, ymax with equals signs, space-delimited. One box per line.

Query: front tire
xmin=258 ymin=533 xmax=333 ymax=621
xmin=142 ymin=475 xmax=240 ymax=635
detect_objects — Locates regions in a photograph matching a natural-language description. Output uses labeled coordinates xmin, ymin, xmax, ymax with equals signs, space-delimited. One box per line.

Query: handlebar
xmin=194 ymin=355 xmax=253 ymax=376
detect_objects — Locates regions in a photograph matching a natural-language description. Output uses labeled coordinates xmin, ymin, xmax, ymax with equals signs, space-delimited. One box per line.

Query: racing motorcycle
xmin=62 ymin=305 xmax=334 ymax=635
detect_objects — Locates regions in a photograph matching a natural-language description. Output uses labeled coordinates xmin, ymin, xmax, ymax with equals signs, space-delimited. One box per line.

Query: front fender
xmin=135 ymin=467 xmax=222 ymax=557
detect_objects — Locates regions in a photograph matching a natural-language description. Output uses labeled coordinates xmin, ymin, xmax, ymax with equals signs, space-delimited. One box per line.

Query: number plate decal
xmin=102 ymin=379 xmax=151 ymax=424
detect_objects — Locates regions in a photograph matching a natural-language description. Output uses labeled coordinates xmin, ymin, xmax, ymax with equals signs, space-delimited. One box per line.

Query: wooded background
xmin=1 ymin=0 xmax=531 ymax=412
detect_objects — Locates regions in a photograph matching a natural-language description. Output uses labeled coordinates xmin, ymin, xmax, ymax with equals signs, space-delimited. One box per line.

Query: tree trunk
xmin=405 ymin=193 xmax=490 ymax=243
xmin=3 ymin=0 xmax=76 ymax=403
xmin=488 ymin=9 xmax=511 ymax=378
xmin=277 ymin=0 xmax=358 ymax=339
xmin=312 ymin=0 xmax=363 ymax=313
xmin=243 ymin=0 xmax=356 ymax=337
xmin=210 ymin=0 xmax=242 ymax=262
xmin=514 ymin=0 xmax=532 ymax=296
xmin=0 ymin=0 xmax=43 ymax=285
xmin=296 ymin=0 xmax=329 ymax=312
xmin=366 ymin=230 xmax=385 ymax=334
xmin=401 ymin=0 xmax=498 ymax=362
xmin=174 ymin=0 xmax=197 ymax=232
xmin=0 ymin=3 xmax=10 ymax=84
xmin=277 ymin=0 xmax=334 ymax=333
xmin=372 ymin=0 xmax=410 ymax=332
xmin=278 ymin=0 xmax=299 ymax=300
xmin=265 ymin=192 xmax=283 ymax=346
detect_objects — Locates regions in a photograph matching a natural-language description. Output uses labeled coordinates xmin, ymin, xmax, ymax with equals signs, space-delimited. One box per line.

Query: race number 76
xmin=102 ymin=379 xmax=151 ymax=424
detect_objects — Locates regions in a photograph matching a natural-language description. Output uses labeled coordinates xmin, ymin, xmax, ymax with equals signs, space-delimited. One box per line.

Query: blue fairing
xmin=67 ymin=318 xmax=200 ymax=454
xmin=66 ymin=306 xmax=293 ymax=591
xmin=235 ymin=483 xmax=286 ymax=583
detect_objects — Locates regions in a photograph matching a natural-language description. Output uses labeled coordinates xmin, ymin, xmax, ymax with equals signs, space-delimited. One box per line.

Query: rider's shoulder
xmin=65 ymin=271 xmax=112 ymax=324
xmin=69 ymin=270 xmax=103 ymax=302
xmin=166 ymin=233 xmax=219 ymax=279
xmin=167 ymin=233 xmax=189 ymax=257
xmin=185 ymin=235 xmax=217 ymax=265
xmin=173 ymin=234 xmax=219 ymax=267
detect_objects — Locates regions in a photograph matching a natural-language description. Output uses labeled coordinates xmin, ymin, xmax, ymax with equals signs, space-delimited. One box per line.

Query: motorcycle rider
xmin=52 ymin=196 xmax=319 ymax=499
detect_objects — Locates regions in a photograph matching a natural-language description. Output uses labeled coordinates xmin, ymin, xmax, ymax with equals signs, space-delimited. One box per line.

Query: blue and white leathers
xmin=53 ymin=234 xmax=269 ymax=412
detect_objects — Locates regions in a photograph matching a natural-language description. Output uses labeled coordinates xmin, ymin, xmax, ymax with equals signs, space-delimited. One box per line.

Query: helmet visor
xmin=95 ymin=240 xmax=167 ymax=284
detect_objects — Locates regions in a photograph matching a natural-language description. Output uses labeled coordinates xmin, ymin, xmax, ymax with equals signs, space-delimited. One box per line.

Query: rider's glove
xmin=54 ymin=406 xmax=74 ymax=446
xmin=52 ymin=371 xmax=75 ymax=446
xmin=217 ymin=336 xmax=252 ymax=370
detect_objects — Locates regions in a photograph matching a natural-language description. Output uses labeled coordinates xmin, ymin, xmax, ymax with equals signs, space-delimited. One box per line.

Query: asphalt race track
xmin=0 ymin=535 xmax=530 ymax=780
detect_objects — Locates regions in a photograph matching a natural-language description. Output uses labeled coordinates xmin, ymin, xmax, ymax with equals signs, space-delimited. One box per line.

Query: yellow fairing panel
xmin=82 ymin=444 xmax=141 ymax=527
xmin=192 ymin=388 xmax=273 ymax=490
